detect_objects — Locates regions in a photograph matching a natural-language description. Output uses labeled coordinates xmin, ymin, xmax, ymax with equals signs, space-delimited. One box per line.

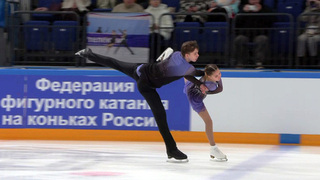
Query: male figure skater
xmin=75 ymin=41 xmax=208 ymax=162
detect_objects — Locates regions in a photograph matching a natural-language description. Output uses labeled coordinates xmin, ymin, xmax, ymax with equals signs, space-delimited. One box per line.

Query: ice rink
xmin=1 ymin=140 xmax=320 ymax=180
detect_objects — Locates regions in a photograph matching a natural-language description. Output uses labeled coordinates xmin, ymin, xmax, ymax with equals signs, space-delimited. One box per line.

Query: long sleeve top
xmin=138 ymin=51 xmax=204 ymax=89
xmin=184 ymin=77 xmax=223 ymax=113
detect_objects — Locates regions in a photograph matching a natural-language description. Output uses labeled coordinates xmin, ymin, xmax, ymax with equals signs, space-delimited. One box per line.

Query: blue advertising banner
xmin=0 ymin=69 xmax=190 ymax=131
xmin=86 ymin=13 xmax=150 ymax=63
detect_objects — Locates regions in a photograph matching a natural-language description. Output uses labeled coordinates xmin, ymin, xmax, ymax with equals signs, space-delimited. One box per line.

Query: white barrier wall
xmin=1 ymin=69 xmax=320 ymax=144
xmin=191 ymin=74 xmax=320 ymax=135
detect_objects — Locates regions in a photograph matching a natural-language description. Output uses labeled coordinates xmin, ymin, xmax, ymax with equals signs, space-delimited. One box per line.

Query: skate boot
xmin=75 ymin=48 xmax=92 ymax=58
xmin=210 ymin=145 xmax=227 ymax=161
xmin=167 ymin=149 xmax=188 ymax=163
xmin=156 ymin=47 xmax=173 ymax=62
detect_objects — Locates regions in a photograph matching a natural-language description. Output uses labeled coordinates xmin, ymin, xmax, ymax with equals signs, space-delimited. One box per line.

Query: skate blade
xmin=210 ymin=155 xmax=228 ymax=162
xmin=167 ymin=158 xmax=189 ymax=163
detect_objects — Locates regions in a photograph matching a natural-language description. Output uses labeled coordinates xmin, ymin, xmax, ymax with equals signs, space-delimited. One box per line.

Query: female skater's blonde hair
xmin=204 ymin=64 xmax=219 ymax=76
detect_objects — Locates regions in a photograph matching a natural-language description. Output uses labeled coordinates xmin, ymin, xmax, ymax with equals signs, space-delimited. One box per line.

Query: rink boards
xmin=0 ymin=68 xmax=320 ymax=145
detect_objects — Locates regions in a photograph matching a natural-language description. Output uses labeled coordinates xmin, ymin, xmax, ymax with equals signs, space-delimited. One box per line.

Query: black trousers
xmin=86 ymin=51 xmax=177 ymax=152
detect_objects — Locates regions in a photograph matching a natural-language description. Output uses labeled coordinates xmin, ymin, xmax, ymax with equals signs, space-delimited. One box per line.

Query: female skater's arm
xmin=206 ymin=79 xmax=223 ymax=94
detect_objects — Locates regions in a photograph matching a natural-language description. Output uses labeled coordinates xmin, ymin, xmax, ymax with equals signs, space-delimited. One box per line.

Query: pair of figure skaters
xmin=75 ymin=41 xmax=227 ymax=162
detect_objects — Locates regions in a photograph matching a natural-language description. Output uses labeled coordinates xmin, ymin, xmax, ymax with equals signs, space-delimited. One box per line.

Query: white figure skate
xmin=75 ymin=48 xmax=91 ymax=58
xmin=156 ymin=47 xmax=173 ymax=62
xmin=210 ymin=145 xmax=227 ymax=161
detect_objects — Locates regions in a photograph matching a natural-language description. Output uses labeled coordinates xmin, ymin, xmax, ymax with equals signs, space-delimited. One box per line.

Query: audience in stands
xmin=61 ymin=0 xmax=92 ymax=22
xmin=160 ymin=0 xmax=180 ymax=12
xmin=211 ymin=0 xmax=239 ymax=19
xmin=61 ymin=0 xmax=92 ymax=12
xmin=176 ymin=0 xmax=209 ymax=23
xmin=297 ymin=0 xmax=320 ymax=60
xmin=97 ymin=0 xmax=117 ymax=9
xmin=32 ymin=0 xmax=62 ymax=22
xmin=14 ymin=0 xmax=317 ymax=68
xmin=112 ymin=0 xmax=144 ymax=12
xmin=206 ymin=0 xmax=228 ymax=22
xmin=144 ymin=0 xmax=174 ymax=60
xmin=33 ymin=0 xmax=62 ymax=11
xmin=232 ymin=0 xmax=275 ymax=68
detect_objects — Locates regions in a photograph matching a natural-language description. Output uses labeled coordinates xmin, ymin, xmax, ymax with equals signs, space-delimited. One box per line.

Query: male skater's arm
xmin=184 ymin=67 xmax=207 ymax=94
xmin=194 ymin=69 xmax=204 ymax=76
xmin=184 ymin=75 xmax=208 ymax=94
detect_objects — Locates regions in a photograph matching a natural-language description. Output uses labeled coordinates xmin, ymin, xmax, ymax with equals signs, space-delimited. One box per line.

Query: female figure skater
xmin=75 ymin=41 xmax=208 ymax=162
xmin=184 ymin=64 xmax=227 ymax=161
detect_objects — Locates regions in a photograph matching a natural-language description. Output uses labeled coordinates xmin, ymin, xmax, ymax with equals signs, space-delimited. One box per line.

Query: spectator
xmin=232 ymin=0 xmax=275 ymax=68
xmin=213 ymin=0 xmax=240 ymax=18
xmin=206 ymin=0 xmax=228 ymax=22
xmin=297 ymin=0 xmax=320 ymax=59
xmin=33 ymin=0 xmax=62 ymax=11
xmin=97 ymin=0 xmax=117 ymax=9
xmin=145 ymin=0 xmax=173 ymax=60
xmin=161 ymin=0 xmax=180 ymax=13
xmin=61 ymin=0 xmax=91 ymax=21
xmin=32 ymin=0 xmax=62 ymax=21
xmin=112 ymin=0 xmax=144 ymax=12
xmin=177 ymin=0 xmax=209 ymax=23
